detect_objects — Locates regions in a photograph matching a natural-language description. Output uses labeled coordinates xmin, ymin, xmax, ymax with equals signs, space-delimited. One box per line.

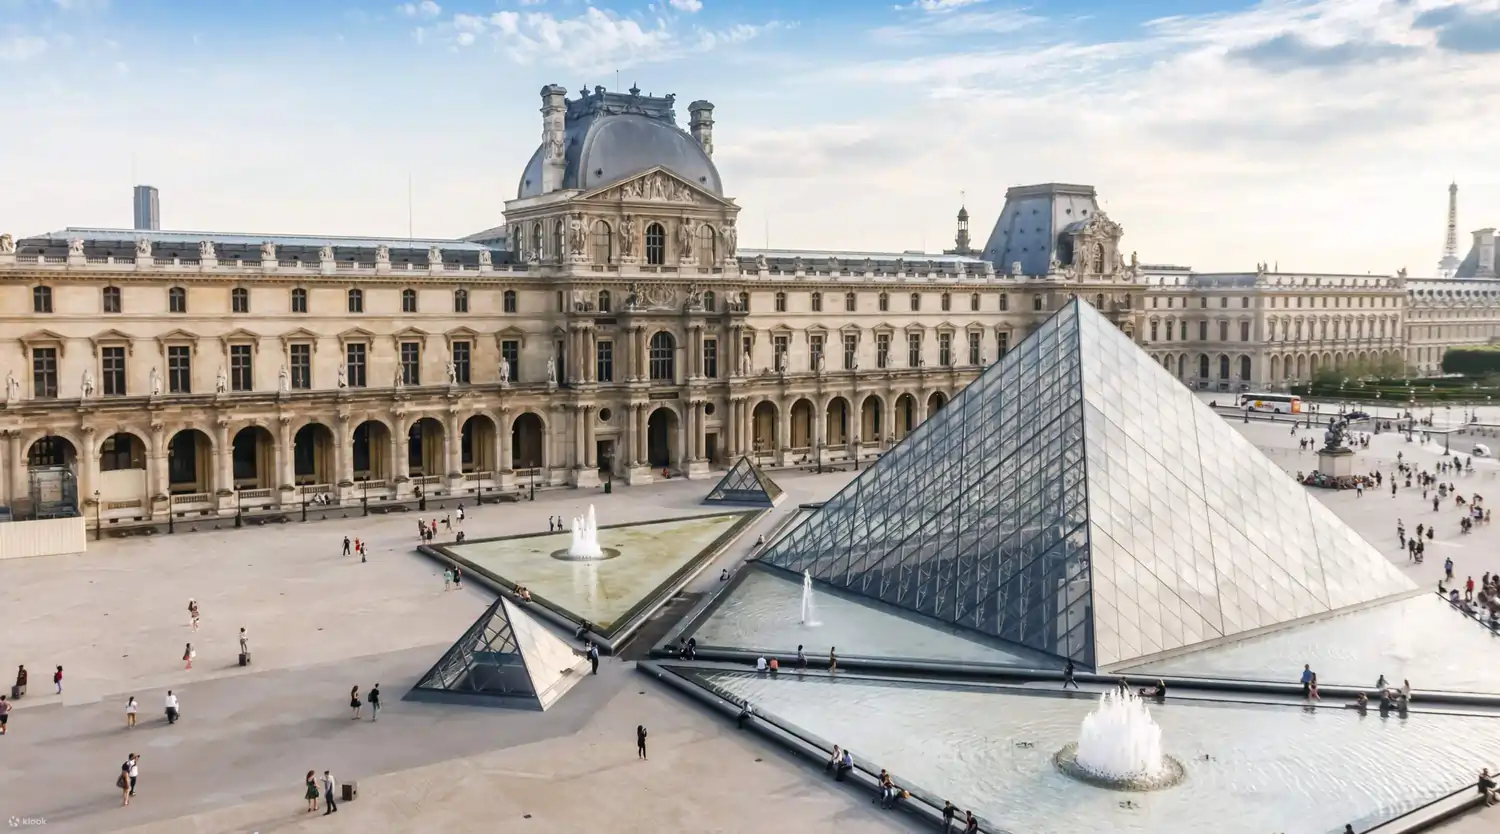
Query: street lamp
xmin=362 ymin=479 xmax=370 ymax=516
xmin=300 ymin=487 xmax=308 ymax=523
xmin=234 ymin=485 xmax=243 ymax=529
xmin=93 ymin=489 xmax=101 ymax=541
xmin=529 ymin=467 xmax=536 ymax=501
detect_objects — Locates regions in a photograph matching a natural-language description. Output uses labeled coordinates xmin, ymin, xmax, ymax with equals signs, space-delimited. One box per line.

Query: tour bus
xmin=1239 ymin=392 xmax=1302 ymax=414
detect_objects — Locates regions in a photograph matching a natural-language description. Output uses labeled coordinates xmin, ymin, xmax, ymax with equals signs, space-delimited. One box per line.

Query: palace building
xmin=1 ymin=83 xmax=1498 ymax=530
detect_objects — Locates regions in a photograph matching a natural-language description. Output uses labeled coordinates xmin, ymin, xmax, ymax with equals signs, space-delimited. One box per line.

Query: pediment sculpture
xmin=136 ymin=238 xmax=152 ymax=257
xmin=261 ymin=241 xmax=276 ymax=261
xmin=478 ymin=249 xmax=492 ymax=266
xmin=754 ymin=254 xmax=768 ymax=271
xmin=319 ymin=245 xmax=334 ymax=261
xmin=68 ymin=238 xmax=85 ymax=256
xmin=608 ymin=171 xmax=702 ymax=204
xmin=201 ymin=240 xmax=216 ymax=259
xmin=0 ymin=234 xmax=15 ymax=255
xmin=375 ymin=244 xmax=390 ymax=263
xmin=428 ymin=246 xmax=444 ymax=265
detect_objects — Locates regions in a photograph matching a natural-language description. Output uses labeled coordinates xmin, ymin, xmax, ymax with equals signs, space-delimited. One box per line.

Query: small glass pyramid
xmin=704 ymin=456 xmax=785 ymax=506
xmin=756 ymin=299 xmax=1414 ymax=669
xmin=410 ymin=596 xmax=587 ymax=709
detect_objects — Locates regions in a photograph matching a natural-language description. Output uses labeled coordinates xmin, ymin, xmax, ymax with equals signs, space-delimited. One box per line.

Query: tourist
xmin=549 ymin=517 xmax=556 ymax=532
xmin=636 ymin=724 xmax=648 ymax=760
xmin=455 ymin=531 xmax=466 ymax=543
xmin=829 ymin=647 xmax=838 ymax=673
xmin=1401 ymin=679 xmax=1412 ymax=703
xmin=756 ymin=655 xmax=768 ymax=673
xmin=1445 ymin=557 xmax=1454 ymax=581
xmin=588 ymin=642 xmax=600 ymax=675
xmin=188 ymin=598 xmax=200 ymax=631
xmin=305 ymin=770 xmax=320 ymax=813
xmin=343 ymin=536 xmax=351 ymax=556
xmin=1062 ymin=660 xmax=1079 ymax=689
xmin=835 ymin=748 xmax=853 ymax=781
xmin=1299 ymin=664 xmax=1314 ymax=697
xmin=183 ymin=643 xmax=195 ymax=670
xmin=443 ymin=568 xmax=453 ymax=591
xmin=118 ymin=758 xmax=132 ymax=806
xmin=1353 ymin=692 xmax=1368 ymax=714
xmin=164 ymin=690 xmax=179 ymax=724
xmin=768 ymin=657 xmax=779 ymax=675
xmin=963 ymin=810 xmax=979 ymax=833
xmin=825 ymin=745 xmax=843 ymax=775
xmin=126 ymin=752 xmax=139 ymax=796
xmin=719 ymin=568 xmax=729 ymax=581
xmin=1308 ymin=673 xmax=1320 ymax=701
xmin=125 ymin=696 xmax=137 ymax=728
xmin=456 ymin=505 xmax=465 ymax=522
xmin=1479 ymin=768 xmax=1499 ymax=806
xmin=876 ymin=770 xmax=897 ymax=808
xmin=322 ymin=770 xmax=339 ymax=814
xmin=453 ymin=566 xmax=463 ymax=589
xmin=15 ymin=665 xmax=27 ymax=697
xmin=737 ymin=701 xmax=754 ymax=730
xmin=942 ymin=800 xmax=957 ymax=832
xmin=350 ymin=685 xmax=363 ymax=719
xmin=1466 ymin=576 xmax=1476 ymax=602
xmin=53 ymin=665 xmax=62 ymax=694
xmin=1117 ymin=676 xmax=1129 ymax=695
xmin=797 ymin=644 xmax=807 ymax=669
xmin=239 ymin=627 xmax=249 ymax=657
xmin=0 ymin=695 xmax=10 ymax=735
xmin=368 ymin=683 xmax=381 ymax=721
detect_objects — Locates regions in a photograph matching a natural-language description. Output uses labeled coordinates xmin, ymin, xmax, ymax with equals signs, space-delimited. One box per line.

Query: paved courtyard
xmin=1 ymin=418 xmax=1496 ymax=833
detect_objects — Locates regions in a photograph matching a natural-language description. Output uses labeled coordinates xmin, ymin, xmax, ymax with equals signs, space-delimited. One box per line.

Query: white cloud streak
xmin=396 ymin=1 xmax=441 ymax=19
xmin=0 ymin=34 xmax=47 ymax=62
xmin=668 ymin=0 xmax=703 ymax=12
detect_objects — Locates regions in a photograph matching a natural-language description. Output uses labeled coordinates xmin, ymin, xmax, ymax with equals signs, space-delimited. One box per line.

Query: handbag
xmin=117 ymin=773 xmax=128 ymax=789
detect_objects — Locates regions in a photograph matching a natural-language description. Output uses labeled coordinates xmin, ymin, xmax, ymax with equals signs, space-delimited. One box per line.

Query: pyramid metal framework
xmin=704 ymin=456 xmax=786 ymax=506
xmin=756 ymin=299 xmax=1414 ymax=669
xmin=411 ymin=596 xmax=585 ymax=709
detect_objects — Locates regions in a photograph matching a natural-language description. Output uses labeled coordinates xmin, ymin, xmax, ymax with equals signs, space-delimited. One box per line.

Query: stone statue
xmin=862 ymin=257 xmax=874 ymax=273
xmin=1130 ymin=251 xmax=1139 ymax=269
xmin=5 ymin=370 xmax=19 ymax=402
xmin=793 ymin=256 xmax=804 ymax=273
xmin=754 ymin=253 xmax=768 ymax=271
xmin=478 ymin=248 xmax=492 ymax=266
xmin=1048 ymin=255 xmax=1061 ymax=273
xmin=428 ymin=246 xmax=443 ymax=266
xmin=81 ymin=369 xmax=95 ymax=398
xmin=499 ymin=356 xmax=511 ymax=385
xmin=742 ymin=350 xmax=752 ymax=375
xmin=135 ymin=238 xmax=152 ymax=257
xmin=1323 ymin=418 xmax=1346 ymax=452
xmin=394 ymin=366 xmax=405 ymax=390
xmin=446 ymin=361 xmax=458 ymax=385
xmin=68 ymin=238 xmax=84 ymax=256
xmin=776 ymin=352 xmax=787 ymax=374
xmin=1397 ymin=267 xmax=1408 ymax=279
xmin=618 ymin=215 xmax=637 ymax=258
xmin=337 ymin=363 xmax=348 ymax=388
xmin=260 ymin=241 xmax=276 ymax=262
xmin=724 ymin=222 xmax=737 ymax=257
xmin=215 ymin=366 xmax=228 ymax=394
xmin=546 ymin=356 xmax=557 ymax=384
xmin=624 ymin=283 xmax=640 ymax=309
xmin=687 ymin=285 xmax=704 ymax=309
xmin=149 ymin=366 xmax=162 ymax=396
xmin=200 ymin=240 xmax=216 ymax=260
xmin=375 ymin=244 xmax=390 ymax=263
xmin=568 ymin=214 xmax=587 ymax=255
xmin=278 ymin=364 xmax=290 ymax=393
xmin=828 ymin=256 xmax=841 ymax=273
xmin=814 ymin=353 xmax=825 ymax=373
xmin=0 ymin=234 xmax=14 ymax=255
xmin=318 ymin=245 xmax=334 ymax=261
xmin=676 ymin=217 xmax=694 ymax=259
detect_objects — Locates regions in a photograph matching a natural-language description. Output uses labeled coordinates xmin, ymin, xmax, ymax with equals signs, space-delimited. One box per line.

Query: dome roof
xmin=516 ymin=90 xmax=722 ymax=200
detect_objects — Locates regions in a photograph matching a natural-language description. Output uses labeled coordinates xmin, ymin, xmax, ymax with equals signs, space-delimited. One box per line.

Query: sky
xmin=2 ymin=0 xmax=1498 ymax=274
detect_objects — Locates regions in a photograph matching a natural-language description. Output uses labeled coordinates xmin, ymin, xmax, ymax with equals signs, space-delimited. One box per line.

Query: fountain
xmin=565 ymin=505 xmax=605 ymax=560
xmin=800 ymin=570 xmax=821 ymax=626
xmin=1054 ymin=689 xmax=1185 ymax=791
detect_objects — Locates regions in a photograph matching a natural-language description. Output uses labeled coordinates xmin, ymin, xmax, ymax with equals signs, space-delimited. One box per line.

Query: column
xmin=277 ymin=418 xmax=294 ymax=489
xmin=336 ymin=417 xmax=352 ymax=485
xmin=6 ymin=432 xmax=21 ymax=505
xmin=637 ymin=405 xmax=649 ymax=464
xmin=695 ymin=401 xmax=706 ymax=460
xmin=215 ymin=420 xmax=233 ymax=493
xmin=916 ymin=394 xmax=929 ymax=427
xmin=499 ymin=409 xmax=513 ymax=472
xmin=574 ymin=406 xmax=586 ymax=469
xmin=636 ymin=328 xmax=648 ymax=381
xmin=691 ymin=327 xmax=702 ymax=379
xmin=778 ymin=400 xmax=791 ymax=458
xmin=732 ymin=326 xmax=743 ymax=375
xmin=391 ymin=423 xmax=408 ymax=482
xmin=584 ymin=406 xmax=597 ymax=467
xmin=149 ymin=428 xmax=169 ymax=500
xmin=725 ymin=400 xmax=738 ymax=458
xmin=444 ymin=412 xmax=460 ymax=477
xmin=80 ymin=428 xmax=100 ymax=514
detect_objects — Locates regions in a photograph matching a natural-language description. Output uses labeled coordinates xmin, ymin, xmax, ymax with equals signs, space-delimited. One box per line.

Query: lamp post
xmin=363 ymin=479 xmax=370 ymax=516
xmin=93 ymin=489 xmax=101 ymax=541
xmin=529 ymin=467 xmax=536 ymax=501
xmin=166 ymin=443 xmax=175 ymax=534
xmin=300 ymin=487 xmax=307 ymax=523
xmin=234 ymin=485 xmax=243 ymax=529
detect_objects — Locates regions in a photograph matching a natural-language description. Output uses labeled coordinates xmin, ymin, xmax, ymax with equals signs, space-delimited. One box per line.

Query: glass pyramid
xmin=410 ymin=596 xmax=587 ymax=709
xmin=704 ymin=456 xmax=785 ymax=506
xmin=756 ymin=299 xmax=1414 ymax=669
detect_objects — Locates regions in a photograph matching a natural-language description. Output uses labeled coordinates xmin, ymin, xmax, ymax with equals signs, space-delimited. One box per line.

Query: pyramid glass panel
xmin=411 ymin=596 xmax=587 ymax=709
xmin=704 ymin=456 xmax=785 ymax=506
xmin=755 ymin=299 xmax=1414 ymax=669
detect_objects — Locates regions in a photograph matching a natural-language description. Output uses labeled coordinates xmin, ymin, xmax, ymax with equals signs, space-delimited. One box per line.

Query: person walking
xmin=118 ymin=757 xmax=132 ymax=806
xmin=942 ymin=800 xmax=957 ymax=833
xmin=188 ymin=599 xmax=200 ymax=631
xmin=126 ymin=752 xmax=140 ymax=797
xmin=453 ymin=566 xmax=463 ymax=590
xmin=322 ymin=770 xmax=339 ymax=815
xmin=0 ymin=695 xmax=11 ymax=735
xmin=443 ymin=568 xmax=453 ymax=591
xmin=360 ymin=542 xmax=368 ymax=563
xmin=53 ymin=665 xmax=62 ymax=694
xmin=183 ymin=643 xmax=195 ymax=670
xmin=1445 ymin=557 xmax=1455 ymax=581
xmin=164 ymin=690 xmax=180 ymax=724
xmin=125 ymin=696 xmax=137 ymax=728
xmin=342 ymin=536 xmax=351 ymax=556
xmin=796 ymin=644 xmax=807 ymax=669
xmin=239 ymin=628 xmax=249 ymax=656
xmin=350 ymin=685 xmax=362 ymax=719
xmin=305 ymin=770 xmax=320 ymax=813
xmin=588 ymin=642 xmax=600 ymax=675
xmin=636 ymin=724 xmax=648 ymax=760
xmin=829 ymin=647 xmax=838 ymax=673
xmin=1063 ymin=659 xmax=1079 ymax=689
xmin=368 ymin=683 xmax=380 ymax=721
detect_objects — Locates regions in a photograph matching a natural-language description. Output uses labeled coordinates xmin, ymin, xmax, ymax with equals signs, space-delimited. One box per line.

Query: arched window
xmin=970 ymin=293 xmax=980 ymax=312
xmin=347 ymin=288 xmax=364 ymax=313
xmin=940 ymin=292 xmax=951 ymax=312
xmin=1095 ymin=293 xmax=1105 ymax=309
xmin=401 ymin=288 xmax=418 ymax=313
xmin=649 ymin=331 xmax=676 ymax=381
xmin=698 ymin=224 xmax=717 ymax=263
xmin=703 ymin=291 xmax=716 ymax=311
xmin=999 ymin=293 xmax=1008 ymax=311
xmin=503 ymin=290 xmax=518 ymax=313
xmin=811 ymin=292 xmax=823 ymax=312
xmin=775 ymin=292 xmax=787 ymax=312
xmin=1198 ymin=354 xmax=1209 ymax=378
xmin=1219 ymin=355 xmax=1230 ymax=379
xmin=590 ymin=220 xmax=612 ymax=264
xmin=910 ymin=293 xmax=921 ymax=311
xmin=553 ymin=219 xmax=565 ymax=262
xmin=453 ymin=289 xmax=469 ymax=313
xmin=878 ymin=292 xmax=889 ymax=312
xmin=168 ymin=286 xmax=186 ymax=314
xmin=32 ymin=285 xmax=53 ymax=313
xmin=597 ymin=290 xmax=611 ymax=313
xmin=232 ymin=287 xmax=250 ymax=314
xmin=1091 ymin=243 xmax=1105 ymax=273
xmin=1032 ymin=294 xmax=1043 ymax=311
xmin=531 ymin=223 xmax=543 ymax=259
xmin=737 ymin=291 xmax=749 ymax=310
xmin=645 ymin=223 xmax=666 ymax=265
xmin=845 ymin=292 xmax=856 ymax=312
xmin=1239 ymin=356 xmax=1251 ymax=380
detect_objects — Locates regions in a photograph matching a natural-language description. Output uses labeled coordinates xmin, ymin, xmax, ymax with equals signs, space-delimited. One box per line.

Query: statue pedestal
xmin=1317 ymin=446 xmax=1356 ymax=480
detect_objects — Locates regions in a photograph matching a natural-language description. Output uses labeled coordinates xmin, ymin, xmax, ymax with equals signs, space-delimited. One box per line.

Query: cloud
xmin=871 ymin=6 xmax=1040 ymax=43
xmin=895 ymin=0 xmax=987 ymax=11
xmin=1227 ymin=32 xmax=1414 ymax=72
xmin=1414 ymin=4 xmax=1500 ymax=54
xmin=50 ymin=0 xmax=110 ymax=10
xmin=0 ymin=35 xmax=47 ymax=62
xmin=668 ymin=0 xmax=703 ymax=12
xmin=396 ymin=1 xmax=441 ymax=19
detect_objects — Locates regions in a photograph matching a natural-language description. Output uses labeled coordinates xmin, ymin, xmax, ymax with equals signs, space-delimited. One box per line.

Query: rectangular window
xmin=1240 ymin=321 xmax=1250 ymax=341
xmin=102 ymin=286 xmax=122 ymax=314
xmin=938 ymin=333 xmax=952 ymax=367
xmin=101 ymin=346 xmax=127 ymax=396
xmin=33 ymin=286 xmax=52 ymax=313
xmin=703 ymin=339 xmax=718 ymax=379
xmin=810 ymin=334 xmax=824 ymax=370
xmin=811 ymin=293 xmax=823 ymax=313
xmin=1150 ymin=322 xmax=1159 ymax=342
xmin=844 ymin=293 xmax=856 ymax=312
xmin=168 ymin=346 xmax=192 ymax=393
xmin=291 ymin=289 xmax=308 ymax=314
xmin=597 ymin=340 xmax=614 ymax=383
xmin=1218 ymin=321 xmax=1228 ymax=341
xmin=346 ymin=343 xmax=367 ymax=388
xmin=877 ymin=333 xmax=890 ymax=369
xmin=843 ymin=334 xmax=857 ymax=370
xmin=289 ymin=344 xmax=311 ymax=390
xmin=774 ymin=335 xmax=789 ymax=368
xmin=555 ymin=339 xmax=567 ymax=385
xmin=32 ymin=347 xmax=58 ymax=399
xmin=742 ymin=336 xmax=752 ymax=370
xmin=230 ymin=345 xmax=253 ymax=391
xmin=400 ymin=341 xmax=420 ymax=386
xmin=997 ymin=331 xmax=1009 ymax=358
xmin=1198 ymin=321 xmax=1208 ymax=341
xmin=501 ymin=340 xmax=519 ymax=382
xmin=968 ymin=331 xmax=981 ymax=365
xmin=907 ymin=333 xmax=922 ymax=367
xmin=232 ymin=288 xmax=250 ymax=314
xmin=452 ymin=341 xmax=471 ymax=384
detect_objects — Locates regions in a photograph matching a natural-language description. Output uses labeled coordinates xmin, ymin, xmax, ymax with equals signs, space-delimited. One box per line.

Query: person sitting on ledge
xmin=755 ymin=656 xmax=768 ymax=673
xmin=1353 ymin=693 xmax=1368 ymax=713
xmin=736 ymin=701 xmax=754 ymax=730
xmin=768 ymin=657 xmax=779 ymax=675
xmin=1136 ymin=680 xmax=1167 ymax=700
xmin=824 ymin=745 xmax=842 ymax=775
xmin=836 ymin=748 xmax=854 ymax=782
xmin=874 ymin=770 xmax=898 ymax=809
xmin=1479 ymin=768 xmax=1499 ymax=806
xmin=515 ymin=586 xmax=532 ymax=603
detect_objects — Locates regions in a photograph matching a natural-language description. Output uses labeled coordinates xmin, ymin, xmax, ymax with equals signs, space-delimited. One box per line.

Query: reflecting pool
xmin=691 ymin=568 xmax=1036 ymax=665
xmin=1124 ymin=593 xmax=1500 ymax=694
xmin=701 ymin=671 xmax=1500 ymax=834
xmin=447 ymin=512 xmax=745 ymax=628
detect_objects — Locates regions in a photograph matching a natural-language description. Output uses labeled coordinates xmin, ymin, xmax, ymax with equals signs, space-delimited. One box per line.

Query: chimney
xmin=539 ymin=84 xmax=568 ymax=194
xmin=1477 ymin=228 xmax=1497 ymax=278
xmin=688 ymin=100 xmax=714 ymax=158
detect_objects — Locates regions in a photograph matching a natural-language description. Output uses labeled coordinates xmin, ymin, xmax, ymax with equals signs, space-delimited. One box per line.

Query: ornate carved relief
xmin=601 ymin=171 xmax=704 ymax=204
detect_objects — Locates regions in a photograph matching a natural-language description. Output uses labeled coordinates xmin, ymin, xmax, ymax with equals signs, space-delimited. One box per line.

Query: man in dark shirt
xmin=963 ymin=810 xmax=979 ymax=833
xmin=368 ymin=684 xmax=380 ymax=721
xmin=941 ymin=800 xmax=957 ymax=832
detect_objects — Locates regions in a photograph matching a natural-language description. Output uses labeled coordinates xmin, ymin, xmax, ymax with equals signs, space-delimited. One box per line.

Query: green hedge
xmin=1443 ymin=347 xmax=1500 ymax=375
